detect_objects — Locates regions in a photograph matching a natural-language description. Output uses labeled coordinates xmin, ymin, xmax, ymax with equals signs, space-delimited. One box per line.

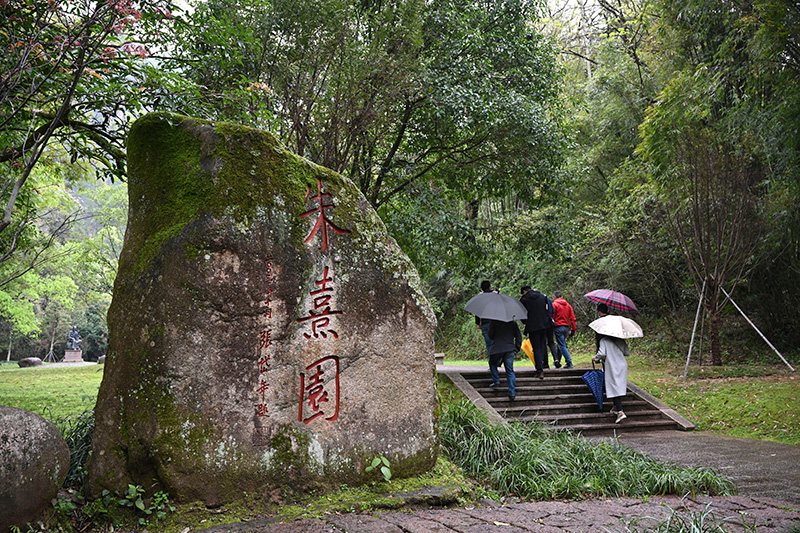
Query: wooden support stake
xmin=720 ymin=287 xmax=795 ymax=372
xmin=683 ymin=280 xmax=706 ymax=382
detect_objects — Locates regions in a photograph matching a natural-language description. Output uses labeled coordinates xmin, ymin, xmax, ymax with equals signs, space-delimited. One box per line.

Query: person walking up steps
xmin=488 ymin=319 xmax=521 ymax=400
xmin=552 ymin=291 xmax=576 ymax=369
xmin=543 ymin=293 xmax=559 ymax=368
xmin=475 ymin=280 xmax=497 ymax=384
xmin=594 ymin=333 xmax=630 ymax=423
xmin=520 ymin=286 xmax=551 ymax=378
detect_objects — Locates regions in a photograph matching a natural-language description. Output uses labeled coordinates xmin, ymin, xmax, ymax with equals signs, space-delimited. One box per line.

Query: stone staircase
xmin=439 ymin=365 xmax=694 ymax=436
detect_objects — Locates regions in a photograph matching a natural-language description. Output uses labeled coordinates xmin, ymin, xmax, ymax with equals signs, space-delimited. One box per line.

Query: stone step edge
xmin=483 ymin=393 xmax=650 ymax=404
xmin=469 ymin=382 xmax=600 ymax=390
xmin=489 ymin=396 xmax=661 ymax=415
xmin=547 ymin=419 xmax=680 ymax=431
xmin=506 ymin=410 xmax=674 ymax=422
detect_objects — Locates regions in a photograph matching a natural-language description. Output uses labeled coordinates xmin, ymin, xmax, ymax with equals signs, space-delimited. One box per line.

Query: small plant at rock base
xmin=365 ymin=455 xmax=392 ymax=481
xmin=85 ymin=484 xmax=175 ymax=527
xmin=119 ymin=484 xmax=147 ymax=514
xmin=150 ymin=490 xmax=176 ymax=523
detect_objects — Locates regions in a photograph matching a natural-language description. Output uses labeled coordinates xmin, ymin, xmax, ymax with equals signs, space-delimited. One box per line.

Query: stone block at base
xmin=63 ymin=350 xmax=83 ymax=362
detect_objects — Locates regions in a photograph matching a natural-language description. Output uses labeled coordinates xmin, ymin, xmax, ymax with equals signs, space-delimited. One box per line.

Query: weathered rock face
xmin=86 ymin=113 xmax=438 ymax=506
xmin=17 ymin=357 xmax=42 ymax=367
xmin=0 ymin=406 xmax=70 ymax=533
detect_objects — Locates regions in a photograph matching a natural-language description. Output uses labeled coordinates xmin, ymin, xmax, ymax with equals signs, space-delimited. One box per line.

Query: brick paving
xmin=202 ymin=495 xmax=799 ymax=532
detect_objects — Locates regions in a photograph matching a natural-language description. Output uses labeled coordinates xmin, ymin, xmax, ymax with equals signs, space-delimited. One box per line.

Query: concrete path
xmin=200 ymin=431 xmax=800 ymax=532
xmin=612 ymin=431 xmax=800 ymax=504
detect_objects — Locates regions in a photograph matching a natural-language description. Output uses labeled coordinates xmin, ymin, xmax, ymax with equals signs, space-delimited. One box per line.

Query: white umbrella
xmin=588 ymin=315 xmax=643 ymax=339
xmin=464 ymin=292 xmax=527 ymax=322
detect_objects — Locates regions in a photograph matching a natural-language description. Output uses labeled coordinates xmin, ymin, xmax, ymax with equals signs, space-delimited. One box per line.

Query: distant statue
xmin=66 ymin=326 xmax=82 ymax=351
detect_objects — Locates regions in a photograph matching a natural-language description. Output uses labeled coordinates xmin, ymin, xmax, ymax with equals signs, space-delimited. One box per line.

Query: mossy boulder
xmin=0 ymin=406 xmax=70 ymax=533
xmin=85 ymin=113 xmax=438 ymax=506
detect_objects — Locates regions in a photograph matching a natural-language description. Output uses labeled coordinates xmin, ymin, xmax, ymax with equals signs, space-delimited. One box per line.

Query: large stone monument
xmin=86 ymin=113 xmax=438 ymax=506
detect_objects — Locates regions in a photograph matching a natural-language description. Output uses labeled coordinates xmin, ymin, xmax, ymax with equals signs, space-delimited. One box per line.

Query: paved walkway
xmin=200 ymin=431 xmax=800 ymax=533
xmin=203 ymin=495 xmax=799 ymax=532
xmin=613 ymin=431 xmax=800 ymax=504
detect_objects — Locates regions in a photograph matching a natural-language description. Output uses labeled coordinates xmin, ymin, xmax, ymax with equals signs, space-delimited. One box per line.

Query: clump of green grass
xmin=440 ymin=400 xmax=735 ymax=500
xmin=627 ymin=361 xmax=800 ymax=446
xmin=52 ymin=406 xmax=96 ymax=488
xmin=619 ymin=501 xmax=764 ymax=532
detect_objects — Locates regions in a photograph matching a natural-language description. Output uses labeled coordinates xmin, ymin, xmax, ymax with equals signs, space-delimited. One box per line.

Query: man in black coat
xmin=488 ymin=319 xmax=521 ymax=400
xmin=520 ymin=286 xmax=551 ymax=378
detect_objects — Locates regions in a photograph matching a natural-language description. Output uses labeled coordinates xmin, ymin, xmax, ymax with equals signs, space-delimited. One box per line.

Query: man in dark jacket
xmin=520 ymin=286 xmax=551 ymax=378
xmin=488 ymin=319 xmax=521 ymax=400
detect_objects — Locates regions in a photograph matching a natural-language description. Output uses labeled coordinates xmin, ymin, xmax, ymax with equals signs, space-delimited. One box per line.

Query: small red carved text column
xmin=253 ymin=257 xmax=276 ymax=446
xmin=298 ymin=356 xmax=340 ymax=423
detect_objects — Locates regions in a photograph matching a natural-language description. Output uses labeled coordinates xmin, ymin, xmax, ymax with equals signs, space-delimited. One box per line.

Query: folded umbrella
xmin=521 ymin=338 xmax=534 ymax=365
xmin=582 ymin=362 xmax=604 ymax=409
xmin=588 ymin=315 xmax=643 ymax=339
xmin=464 ymin=291 xmax=527 ymax=322
xmin=583 ymin=289 xmax=638 ymax=314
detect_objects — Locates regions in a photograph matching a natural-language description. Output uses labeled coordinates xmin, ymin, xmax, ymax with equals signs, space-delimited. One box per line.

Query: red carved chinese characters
xmin=301 ymin=178 xmax=349 ymax=251
xmin=298 ymin=356 xmax=340 ymax=424
xmin=255 ymin=258 xmax=276 ymax=424
xmin=297 ymin=265 xmax=342 ymax=339
xmin=297 ymin=180 xmax=349 ymax=426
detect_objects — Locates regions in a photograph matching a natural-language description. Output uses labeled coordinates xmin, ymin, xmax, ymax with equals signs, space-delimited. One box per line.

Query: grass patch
xmin=83 ymin=456 xmax=479 ymax=532
xmin=0 ymin=363 xmax=104 ymax=420
xmin=270 ymin=456 xmax=477 ymax=522
xmin=629 ymin=363 xmax=800 ymax=445
xmin=440 ymin=400 xmax=734 ymax=500
xmin=53 ymin=408 xmax=96 ymax=488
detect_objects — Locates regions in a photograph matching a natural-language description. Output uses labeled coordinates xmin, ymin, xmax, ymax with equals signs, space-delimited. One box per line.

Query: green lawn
xmin=0 ymin=363 xmax=103 ymax=420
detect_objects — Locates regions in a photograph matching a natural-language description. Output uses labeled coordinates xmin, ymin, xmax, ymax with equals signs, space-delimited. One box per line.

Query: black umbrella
xmin=464 ymin=291 xmax=527 ymax=322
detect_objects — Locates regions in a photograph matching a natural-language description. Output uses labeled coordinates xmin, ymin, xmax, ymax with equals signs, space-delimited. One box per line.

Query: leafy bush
xmin=440 ymin=400 xmax=735 ymax=500
xmin=51 ymin=403 xmax=95 ymax=488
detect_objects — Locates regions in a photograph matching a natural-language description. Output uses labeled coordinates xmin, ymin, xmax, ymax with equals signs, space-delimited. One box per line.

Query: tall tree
xmin=1 ymin=0 xmax=188 ymax=280
xmin=173 ymin=0 xmax=564 ymax=210
xmin=740 ymin=0 xmax=800 ymax=344
xmin=638 ymin=0 xmax=770 ymax=364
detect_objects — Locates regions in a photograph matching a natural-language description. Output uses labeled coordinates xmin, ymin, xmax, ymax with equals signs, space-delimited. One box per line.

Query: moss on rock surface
xmin=86 ymin=113 xmax=438 ymax=506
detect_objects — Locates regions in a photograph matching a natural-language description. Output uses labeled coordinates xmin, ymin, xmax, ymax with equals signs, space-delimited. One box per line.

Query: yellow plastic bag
xmin=521 ymin=338 xmax=535 ymax=365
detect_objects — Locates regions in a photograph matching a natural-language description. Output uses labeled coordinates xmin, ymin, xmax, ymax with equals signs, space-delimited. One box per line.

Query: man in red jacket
xmin=552 ymin=291 xmax=577 ymax=368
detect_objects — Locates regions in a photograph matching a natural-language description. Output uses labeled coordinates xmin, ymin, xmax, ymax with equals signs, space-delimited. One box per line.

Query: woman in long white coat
xmin=594 ymin=334 xmax=629 ymax=423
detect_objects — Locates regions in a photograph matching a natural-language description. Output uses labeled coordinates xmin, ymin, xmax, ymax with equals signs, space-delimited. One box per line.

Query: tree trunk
xmin=6 ymin=329 xmax=10 ymax=362
xmin=708 ymin=310 xmax=723 ymax=365
xmin=465 ymin=198 xmax=480 ymax=222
